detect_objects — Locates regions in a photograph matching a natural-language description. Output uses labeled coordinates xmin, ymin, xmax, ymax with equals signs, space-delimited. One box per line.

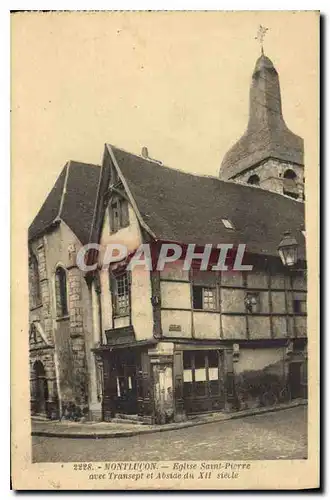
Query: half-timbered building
xmin=28 ymin=52 xmax=307 ymax=423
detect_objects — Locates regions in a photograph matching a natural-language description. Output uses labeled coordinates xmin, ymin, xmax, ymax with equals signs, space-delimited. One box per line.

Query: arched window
xmin=283 ymin=169 xmax=297 ymax=180
xmin=283 ymin=169 xmax=299 ymax=199
xmin=247 ymin=174 xmax=260 ymax=186
xmin=29 ymin=254 xmax=41 ymax=308
xmin=55 ymin=267 xmax=68 ymax=317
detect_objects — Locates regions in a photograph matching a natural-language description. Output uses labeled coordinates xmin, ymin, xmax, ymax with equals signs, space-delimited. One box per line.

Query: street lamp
xmin=278 ymin=231 xmax=299 ymax=267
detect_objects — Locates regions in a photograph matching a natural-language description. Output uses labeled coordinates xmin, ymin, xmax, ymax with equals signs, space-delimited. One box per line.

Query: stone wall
xmin=29 ymin=222 xmax=94 ymax=419
xmin=148 ymin=342 xmax=175 ymax=424
xmin=232 ymin=158 xmax=305 ymax=200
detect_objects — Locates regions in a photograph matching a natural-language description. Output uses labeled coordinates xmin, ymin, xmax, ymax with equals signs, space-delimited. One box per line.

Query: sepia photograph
xmin=11 ymin=10 xmax=319 ymax=490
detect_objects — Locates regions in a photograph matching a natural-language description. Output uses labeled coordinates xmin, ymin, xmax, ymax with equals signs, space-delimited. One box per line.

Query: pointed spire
xmin=219 ymin=53 xmax=304 ymax=180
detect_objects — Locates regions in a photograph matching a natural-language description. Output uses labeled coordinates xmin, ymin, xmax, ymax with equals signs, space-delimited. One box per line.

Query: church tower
xmin=219 ymin=53 xmax=304 ymax=201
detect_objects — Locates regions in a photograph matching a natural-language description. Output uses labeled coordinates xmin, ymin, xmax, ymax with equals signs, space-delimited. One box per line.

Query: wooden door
xmin=136 ymin=351 xmax=154 ymax=419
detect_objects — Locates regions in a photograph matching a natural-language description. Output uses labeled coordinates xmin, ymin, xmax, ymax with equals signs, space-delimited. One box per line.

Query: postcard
xmin=11 ymin=10 xmax=319 ymax=490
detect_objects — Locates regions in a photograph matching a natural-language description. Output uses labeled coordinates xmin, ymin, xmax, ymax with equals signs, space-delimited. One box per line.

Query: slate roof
xmin=28 ymin=161 xmax=101 ymax=244
xmin=109 ymin=145 xmax=306 ymax=260
xmin=219 ymin=55 xmax=304 ymax=180
xmin=29 ymin=146 xmax=306 ymax=261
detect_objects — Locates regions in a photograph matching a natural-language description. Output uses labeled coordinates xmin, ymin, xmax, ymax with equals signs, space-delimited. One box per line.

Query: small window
xmin=111 ymin=271 xmax=130 ymax=316
xmin=192 ymin=286 xmax=216 ymax=310
xmin=247 ymin=174 xmax=260 ymax=186
xmin=245 ymin=292 xmax=260 ymax=313
xmin=293 ymin=299 xmax=307 ymax=314
xmin=221 ymin=218 xmax=235 ymax=230
xmin=55 ymin=267 xmax=68 ymax=317
xmin=283 ymin=169 xmax=297 ymax=180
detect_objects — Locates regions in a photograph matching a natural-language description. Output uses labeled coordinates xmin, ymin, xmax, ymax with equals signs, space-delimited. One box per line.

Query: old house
xmin=28 ymin=161 xmax=101 ymax=419
xmin=28 ymin=53 xmax=307 ymax=423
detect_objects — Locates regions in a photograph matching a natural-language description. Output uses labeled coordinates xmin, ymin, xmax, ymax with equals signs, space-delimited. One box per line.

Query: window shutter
xmin=192 ymin=286 xmax=203 ymax=309
xmin=121 ymin=200 xmax=130 ymax=228
xmin=108 ymin=204 xmax=113 ymax=233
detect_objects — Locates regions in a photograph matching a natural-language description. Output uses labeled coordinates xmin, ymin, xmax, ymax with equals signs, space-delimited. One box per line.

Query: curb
xmin=31 ymin=400 xmax=307 ymax=439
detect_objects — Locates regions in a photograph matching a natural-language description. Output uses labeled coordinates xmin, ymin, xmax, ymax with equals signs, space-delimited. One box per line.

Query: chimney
xmin=141 ymin=146 xmax=149 ymax=159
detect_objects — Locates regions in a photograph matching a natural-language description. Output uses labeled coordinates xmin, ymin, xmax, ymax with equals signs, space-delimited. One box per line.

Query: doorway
xmin=32 ymin=360 xmax=49 ymax=415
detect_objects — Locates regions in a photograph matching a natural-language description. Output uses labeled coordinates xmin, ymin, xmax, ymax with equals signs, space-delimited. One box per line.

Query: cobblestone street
xmin=32 ymin=406 xmax=307 ymax=463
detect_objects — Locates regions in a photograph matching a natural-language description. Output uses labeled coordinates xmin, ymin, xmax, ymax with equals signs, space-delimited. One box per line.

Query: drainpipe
xmin=95 ymin=272 xmax=103 ymax=345
xmin=53 ymin=349 xmax=62 ymax=420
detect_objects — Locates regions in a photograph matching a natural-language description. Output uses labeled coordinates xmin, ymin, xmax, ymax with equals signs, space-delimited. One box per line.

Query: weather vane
xmin=255 ymin=25 xmax=269 ymax=55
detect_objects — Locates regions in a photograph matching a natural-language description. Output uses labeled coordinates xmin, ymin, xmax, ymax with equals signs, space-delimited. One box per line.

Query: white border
xmin=4 ymin=3 xmax=326 ymax=498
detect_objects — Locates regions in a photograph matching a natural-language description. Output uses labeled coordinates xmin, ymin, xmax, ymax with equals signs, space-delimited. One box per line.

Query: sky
xmin=11 ymin=11 xmax=318 ymax=226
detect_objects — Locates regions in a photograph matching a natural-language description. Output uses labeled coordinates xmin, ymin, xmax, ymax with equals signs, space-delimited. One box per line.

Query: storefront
xmin=95 ymin=338 xmax=307 ymax=424
xmin=172 ymin=344 xmax=235 ymax=417
xmin=94 ymin=335 xmax=156 ymax=423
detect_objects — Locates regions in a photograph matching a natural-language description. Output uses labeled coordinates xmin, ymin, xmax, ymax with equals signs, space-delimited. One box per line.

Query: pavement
xmin=31 ymin=399 xmax=307 ymax=439
xmin=32 ymin=405 xmax=308 ymax=462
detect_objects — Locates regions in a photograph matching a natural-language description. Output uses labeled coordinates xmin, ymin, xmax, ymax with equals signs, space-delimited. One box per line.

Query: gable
xmin=89 ymin=146 xmax=152 ymax=256
xmin=29 ymin=321 xmax=51 ymax=350
xmin=29 ymin=161 xmax=101 ymax=245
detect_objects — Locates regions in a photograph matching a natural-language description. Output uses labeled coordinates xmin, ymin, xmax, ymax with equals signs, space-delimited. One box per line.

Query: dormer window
xmin=109 ymin=197 xmax=129 ymax=233
xmin=221 ymin=218 xmax=235 ymax=230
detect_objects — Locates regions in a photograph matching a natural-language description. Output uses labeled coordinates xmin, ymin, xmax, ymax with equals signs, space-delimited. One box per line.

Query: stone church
xmin=28 ymin=53 xmax=307 ymax=423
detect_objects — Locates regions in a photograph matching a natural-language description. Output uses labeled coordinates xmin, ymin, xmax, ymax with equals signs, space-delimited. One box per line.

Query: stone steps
xmin=112 ymin=413 xmax=145 ymax=425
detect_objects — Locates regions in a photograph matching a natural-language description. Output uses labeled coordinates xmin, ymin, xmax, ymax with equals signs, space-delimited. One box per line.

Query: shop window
xmin=192 ymin=286 xmax=216 ymax=310
xmin=193 ymin=351 xmax=206 ymax=396
xmin=183 ymin=350 xmax=223 ymax=400
xmin=55 ymin=267 xmax=68 ymax=317
xmin=109 ymin=197 xmax=129 ymax=233
xmin=208 ymin=350 xmax=220 ymax=394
